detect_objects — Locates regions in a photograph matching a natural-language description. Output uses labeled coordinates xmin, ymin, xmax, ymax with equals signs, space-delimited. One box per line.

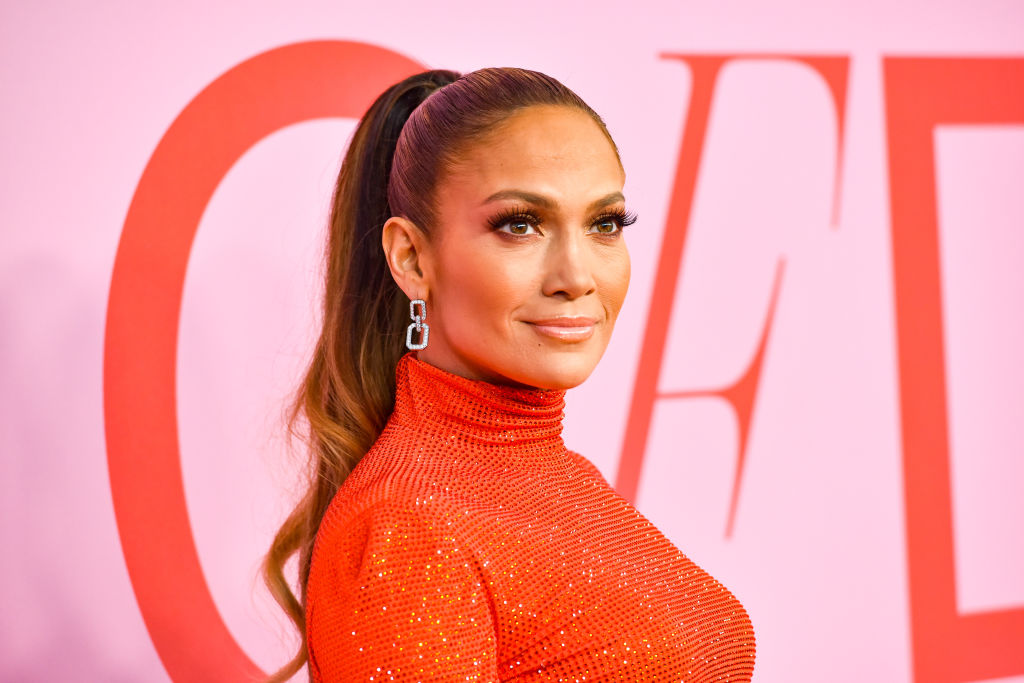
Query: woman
xmin=264 ymin=67 xmax=755 ymax=682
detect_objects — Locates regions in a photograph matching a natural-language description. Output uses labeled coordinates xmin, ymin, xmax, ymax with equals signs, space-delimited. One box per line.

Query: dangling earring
xmin=405 ymin=298 xmax=429 ymax=350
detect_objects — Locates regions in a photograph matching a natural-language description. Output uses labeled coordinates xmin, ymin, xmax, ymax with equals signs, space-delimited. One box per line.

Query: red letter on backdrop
xmin=104 ymin=41 xmax=426 ymax=682
xmin=884 ymin=57 xmax=1024 ymax=683
xmin=615 ymin=54 xmax=849 ymax=537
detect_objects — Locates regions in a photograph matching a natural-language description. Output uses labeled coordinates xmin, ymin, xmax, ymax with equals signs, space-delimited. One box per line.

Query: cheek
xmin=598 ymin=248 xmax=631 ymax=319
xmin=435 ymin=244 xmax=529 ymax=327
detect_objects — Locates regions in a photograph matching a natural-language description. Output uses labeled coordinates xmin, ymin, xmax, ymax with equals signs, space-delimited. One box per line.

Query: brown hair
xmin=262 ymin=66 xmax=620 ymax=681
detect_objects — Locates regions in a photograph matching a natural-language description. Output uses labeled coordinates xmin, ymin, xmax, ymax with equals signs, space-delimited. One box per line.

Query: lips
xmin=524 ymin=316 xmax=598 ymax=342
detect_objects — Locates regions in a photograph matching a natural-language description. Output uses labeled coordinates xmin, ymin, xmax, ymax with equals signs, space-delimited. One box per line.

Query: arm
xmin=306 ymin=501 xmax=499 ymax=682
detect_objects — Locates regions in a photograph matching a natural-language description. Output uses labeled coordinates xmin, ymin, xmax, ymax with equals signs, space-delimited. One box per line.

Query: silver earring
xmin=405 ymin=299 xmax=429 ymax=350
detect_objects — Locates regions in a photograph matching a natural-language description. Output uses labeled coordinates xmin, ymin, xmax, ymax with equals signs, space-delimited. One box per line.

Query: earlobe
xmin=382 ymin=216 xmax=429 ymax=300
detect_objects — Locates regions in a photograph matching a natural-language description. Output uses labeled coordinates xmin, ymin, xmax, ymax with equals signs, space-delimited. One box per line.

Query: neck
xmin=390 ymin=352 xmax=567 ymax=450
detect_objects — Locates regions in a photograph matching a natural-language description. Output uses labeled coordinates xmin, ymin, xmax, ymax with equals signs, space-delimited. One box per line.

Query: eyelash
xmin=486 ymin=207 xmax=543 ymax=233
xmin=486 ymin=206 xmax=638 ymax=237
xmin=593 ymin=207 xmax=639 ymax=234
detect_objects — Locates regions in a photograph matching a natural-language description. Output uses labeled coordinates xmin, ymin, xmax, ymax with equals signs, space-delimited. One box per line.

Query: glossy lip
xmin=524 ymin=316 xmax=598 ymax=342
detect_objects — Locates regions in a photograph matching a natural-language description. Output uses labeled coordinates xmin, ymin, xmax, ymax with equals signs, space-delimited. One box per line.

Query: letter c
xmin=104 ymin=40 xmax=425 ymax=681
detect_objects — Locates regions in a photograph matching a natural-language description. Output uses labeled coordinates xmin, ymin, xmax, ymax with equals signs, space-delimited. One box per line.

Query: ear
xmin=381 ymin=216 xmax=431 ymax=300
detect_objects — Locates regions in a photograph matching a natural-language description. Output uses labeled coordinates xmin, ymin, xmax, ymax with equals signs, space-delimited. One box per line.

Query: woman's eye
xmin=499 ymin=219 xmax=539 ymax=235
xmin=589 ymin=218 xmax=622 ymax=235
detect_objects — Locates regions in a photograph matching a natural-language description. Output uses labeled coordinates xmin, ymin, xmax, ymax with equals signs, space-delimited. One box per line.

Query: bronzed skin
xmin=382 ymin=105 xmax=631 ymax=390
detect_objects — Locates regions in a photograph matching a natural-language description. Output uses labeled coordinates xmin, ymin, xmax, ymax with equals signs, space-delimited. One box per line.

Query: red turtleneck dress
xmin=305 ymin=353 xmax=755 ymax=681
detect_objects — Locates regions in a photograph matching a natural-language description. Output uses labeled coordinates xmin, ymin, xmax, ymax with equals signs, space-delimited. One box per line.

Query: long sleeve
xmin=307 ymin=501 xmax=499 ymax=682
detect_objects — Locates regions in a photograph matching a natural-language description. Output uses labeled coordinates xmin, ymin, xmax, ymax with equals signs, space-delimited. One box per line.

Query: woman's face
xmin=415 ymin=104 xmax=631 ymax=390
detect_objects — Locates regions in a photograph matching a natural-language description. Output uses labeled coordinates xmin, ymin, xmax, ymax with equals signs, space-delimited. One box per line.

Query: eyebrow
xmin=482 ymin=190 xmax=625 ymax=213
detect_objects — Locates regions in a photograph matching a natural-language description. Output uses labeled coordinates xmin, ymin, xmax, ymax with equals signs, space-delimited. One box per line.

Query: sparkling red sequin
xmin=306 ymin=352 xmax=755 ymax=681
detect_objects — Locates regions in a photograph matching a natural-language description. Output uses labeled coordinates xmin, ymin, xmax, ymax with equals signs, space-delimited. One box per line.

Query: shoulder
xmin=309 ymin=489 xmax=476 ymax=589
xmin=313 ymin=489 xmax=447 ymax=549
xmin=566 ymin=449 xmax=611 ymax=486
xmin=314 ymin=436 xmax=489 ymax=543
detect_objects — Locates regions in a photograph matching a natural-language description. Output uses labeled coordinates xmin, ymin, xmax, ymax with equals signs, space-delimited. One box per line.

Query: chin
xmin=509 ymin=348 xmax=604 ymax=391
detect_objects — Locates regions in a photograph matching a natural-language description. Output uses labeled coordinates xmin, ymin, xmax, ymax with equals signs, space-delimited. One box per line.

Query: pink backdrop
xmin=2 ymin=1 xmax=1022 ymax=681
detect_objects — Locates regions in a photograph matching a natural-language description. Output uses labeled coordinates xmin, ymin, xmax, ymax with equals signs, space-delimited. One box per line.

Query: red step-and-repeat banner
xmin=2 ymin=2 xmax=1022 ymax=681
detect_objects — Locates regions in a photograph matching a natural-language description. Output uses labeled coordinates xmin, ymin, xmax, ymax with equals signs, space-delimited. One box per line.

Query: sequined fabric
xmin=306 ymin=352 xmax=755 ymax=682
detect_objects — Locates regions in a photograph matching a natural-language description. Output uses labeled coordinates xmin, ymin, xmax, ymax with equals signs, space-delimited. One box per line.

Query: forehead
xmin=440 ymin=105 xmax=624 ymax=207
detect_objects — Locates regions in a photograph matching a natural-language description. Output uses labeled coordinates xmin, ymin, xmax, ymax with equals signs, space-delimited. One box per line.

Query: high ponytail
xmin=261 ymin=69 xmax=459 ymax=683
xmin=263 ymin=66 xmax=619 ymax=681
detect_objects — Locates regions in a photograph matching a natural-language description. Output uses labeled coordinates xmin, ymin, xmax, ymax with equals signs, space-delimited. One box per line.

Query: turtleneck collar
xmin=389 ymin=351 xmax=567 ymax=449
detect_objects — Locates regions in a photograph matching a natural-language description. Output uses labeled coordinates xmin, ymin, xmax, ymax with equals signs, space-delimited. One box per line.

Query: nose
xmin=541 ymin=230 xmax=597 ymax=300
